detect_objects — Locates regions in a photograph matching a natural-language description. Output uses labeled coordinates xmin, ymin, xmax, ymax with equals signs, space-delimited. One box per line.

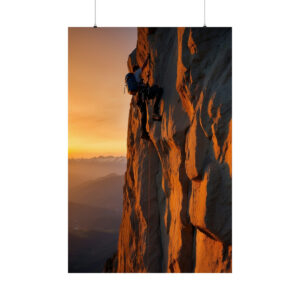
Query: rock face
xmin=117 ymin=28 xmax=232 ymax=272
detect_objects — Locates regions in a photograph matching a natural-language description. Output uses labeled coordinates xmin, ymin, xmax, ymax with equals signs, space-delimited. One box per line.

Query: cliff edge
xmin=117 ymin=27 xmax=232 ymax=272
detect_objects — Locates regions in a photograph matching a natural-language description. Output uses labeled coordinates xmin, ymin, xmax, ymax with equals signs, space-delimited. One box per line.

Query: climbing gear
xmin=125 ymin=73 xmax=138 ymax=95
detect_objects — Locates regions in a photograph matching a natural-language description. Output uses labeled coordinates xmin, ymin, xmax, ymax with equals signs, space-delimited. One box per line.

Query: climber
xmin=125 ymin=54 xmax=163 ymax=140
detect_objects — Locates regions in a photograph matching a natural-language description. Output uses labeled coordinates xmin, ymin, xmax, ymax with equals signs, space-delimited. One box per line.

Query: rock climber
xmin=125 ymin=54 xmax=163 ymax=140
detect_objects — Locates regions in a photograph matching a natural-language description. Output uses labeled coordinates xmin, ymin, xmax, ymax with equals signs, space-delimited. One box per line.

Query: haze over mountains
xmin=68 ymin=156 xmax=125 ymax=272
xmin=68 ymin=156 xmax=126 ymax=188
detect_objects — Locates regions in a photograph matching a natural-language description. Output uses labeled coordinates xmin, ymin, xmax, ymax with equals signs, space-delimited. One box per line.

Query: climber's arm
xmin=141 ymin=54 xmax=150 ymax=71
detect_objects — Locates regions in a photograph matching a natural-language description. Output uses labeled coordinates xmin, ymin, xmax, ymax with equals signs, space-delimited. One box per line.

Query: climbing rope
xmin=147 ymin=144 xmax=151 ymax=270
xmin=147 ymin=55 xmax=151 ymax=96
xmin=146 ymin=53 xmax=151 ymax=270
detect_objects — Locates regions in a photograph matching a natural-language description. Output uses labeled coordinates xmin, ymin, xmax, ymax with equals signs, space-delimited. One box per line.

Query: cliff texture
xmin=117 ymin=27 xmax=232 ymax=272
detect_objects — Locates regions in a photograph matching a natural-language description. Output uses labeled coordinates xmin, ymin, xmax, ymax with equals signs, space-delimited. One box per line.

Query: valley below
xmin=68 ymin=157 xmax=125 ymax=273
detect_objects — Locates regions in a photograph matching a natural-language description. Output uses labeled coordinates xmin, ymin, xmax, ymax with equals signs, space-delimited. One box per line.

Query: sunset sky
xmin=68 ymin=27 xmax=137 ymax=158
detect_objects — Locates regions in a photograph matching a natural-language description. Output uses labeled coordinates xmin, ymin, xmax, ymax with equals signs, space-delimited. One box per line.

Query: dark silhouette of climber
xmin=125 ymin=54 xmax=163 ymax=140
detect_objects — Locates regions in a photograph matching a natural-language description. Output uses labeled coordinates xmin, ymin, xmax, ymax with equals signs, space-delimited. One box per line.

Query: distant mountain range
xmin=69 ymin=156 xmax=126 ymax=162
xmin=69 ymin=156 xmax=126 ymax=189
xmin=69 ymin=173 xmax=124 ymax=214
xmin=68 ymin=156 xmax=125 ymax=273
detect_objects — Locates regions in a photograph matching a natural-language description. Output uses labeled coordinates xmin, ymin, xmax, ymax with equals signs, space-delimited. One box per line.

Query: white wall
xmin=0 ymin=0 xmax=300 ymax=299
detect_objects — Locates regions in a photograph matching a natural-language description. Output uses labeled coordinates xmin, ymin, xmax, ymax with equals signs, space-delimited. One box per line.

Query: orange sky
xmin=68 ymin=27 xmax=137 ymax=158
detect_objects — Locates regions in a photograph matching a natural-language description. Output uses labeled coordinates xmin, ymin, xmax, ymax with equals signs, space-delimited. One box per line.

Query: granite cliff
xmin=116 ymin=27 xmax=232 ymax=272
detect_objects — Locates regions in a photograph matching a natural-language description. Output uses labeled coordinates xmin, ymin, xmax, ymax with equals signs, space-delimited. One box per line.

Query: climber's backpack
xmin=125 ymin=73 xmax=138 ymax=95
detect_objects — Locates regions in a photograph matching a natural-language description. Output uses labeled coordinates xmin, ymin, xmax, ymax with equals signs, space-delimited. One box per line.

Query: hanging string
xmin=93 ymin=0 xmax=97 ymax=28
xmin=204 ymin=0 xmax=206 ymax=27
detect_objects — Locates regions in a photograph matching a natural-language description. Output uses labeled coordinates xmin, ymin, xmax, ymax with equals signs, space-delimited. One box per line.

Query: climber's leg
xmin=150 ymin=85 xmax=163 ymax=121
xmin=140 ymin=101 xmax=149 ymax=139
xmin=137 ymin=91 xmax=150 ymax=140
xmin=153 ymin=87 xmax=163 ymax=115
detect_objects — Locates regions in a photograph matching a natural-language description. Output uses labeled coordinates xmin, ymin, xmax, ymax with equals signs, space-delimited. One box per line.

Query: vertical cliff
xmin=117 ymin=27 xmax=232 ymax=273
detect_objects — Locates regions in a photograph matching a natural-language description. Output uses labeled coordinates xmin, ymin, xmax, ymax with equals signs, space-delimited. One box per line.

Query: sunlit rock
xmin=116 ymin=27 xmax=232 ymax=273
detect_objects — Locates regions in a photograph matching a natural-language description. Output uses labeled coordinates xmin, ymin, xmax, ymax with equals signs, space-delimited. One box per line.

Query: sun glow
xmin=68 ymin=27 xmax=137 ymax=158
